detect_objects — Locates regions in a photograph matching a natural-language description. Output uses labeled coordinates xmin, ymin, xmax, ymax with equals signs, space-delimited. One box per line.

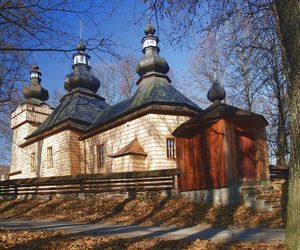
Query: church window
xmin=97 ymin=144 xmax=105 ymax=167
xmin=30 ymin=152 xmax=36 ymax=172
xmin=47 ymin=146 xmax=53 ymax=168
xmin=166 ymin=138 xmax=176 ymax=159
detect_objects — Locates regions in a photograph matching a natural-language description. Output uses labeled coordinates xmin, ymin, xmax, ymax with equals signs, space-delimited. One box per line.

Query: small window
xmin=47 ymin=146 xmax=53 ymax=168
xmin=30 ymin=152 xmax=36 ymax=172
xmin=166 ymin=138 xmax=176 ymax=159
xmin=97 ymin=144 xmax=105 ymax=167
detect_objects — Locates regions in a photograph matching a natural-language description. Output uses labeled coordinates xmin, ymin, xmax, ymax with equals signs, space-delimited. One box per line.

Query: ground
xmin=0 ymin=229 xmax=284 ymax=249
xmin=0 ymin=180 xmax=287 ymax=249
xmin=0 ymin=196 xmax=285 ymax=228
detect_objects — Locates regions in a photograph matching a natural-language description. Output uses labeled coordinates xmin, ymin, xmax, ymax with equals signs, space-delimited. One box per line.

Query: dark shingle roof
xmin=88 ymin=75 xmax=201 ymax=130
xmin=29 ymin=88 xmax=109 ymax=137
xmin=173 ymin=103 xmax=268 ymax=137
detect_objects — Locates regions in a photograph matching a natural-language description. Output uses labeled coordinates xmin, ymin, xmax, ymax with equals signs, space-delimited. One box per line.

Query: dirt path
xmin=0 ymin=219 xmax=285 ymax=242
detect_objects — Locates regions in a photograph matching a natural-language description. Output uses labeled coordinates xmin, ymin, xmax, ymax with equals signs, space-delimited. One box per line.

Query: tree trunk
xmin=275 ymin=1 xmax=300 ymax=249
xmin=274 ymin=65 xmax=288 ymax=166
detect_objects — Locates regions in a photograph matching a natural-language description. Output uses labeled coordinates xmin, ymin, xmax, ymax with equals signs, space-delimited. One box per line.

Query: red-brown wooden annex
xmin=173 ymin=84 xmax=269 ymax=192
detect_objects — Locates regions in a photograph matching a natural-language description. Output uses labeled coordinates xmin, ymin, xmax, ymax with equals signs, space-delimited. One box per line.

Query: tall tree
xmin=154 ymin=0 xmax=289 ymax=164
xmin=275 ymin=1 xmax=300 ymax=248
xmin=151 ymin=0 xmax=298 ymax=247
xmin=118 ymin=55 xmax=138 ymax=99
xmin=93 ymin=63 xmax=121 ymax=105
xmin=93 ymin=55 xmax=138 ymax=105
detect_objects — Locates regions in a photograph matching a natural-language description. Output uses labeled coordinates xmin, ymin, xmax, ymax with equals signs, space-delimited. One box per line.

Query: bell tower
xmin=10 ymin=65 xmax=53 ymax=178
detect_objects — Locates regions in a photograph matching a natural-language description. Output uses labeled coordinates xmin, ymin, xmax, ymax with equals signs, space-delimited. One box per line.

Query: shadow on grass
xmin=2 ymin=229 xmax=285 ymax=250
xmin=130 ymin=197 xmax=169 ymax=226
xmin=0 ymin=197 xmax=65 ymax=221
xmin=0 ymin=199 xmax=27 ymax=215
xmin=88 ymin=197 xmax=135 ymax=224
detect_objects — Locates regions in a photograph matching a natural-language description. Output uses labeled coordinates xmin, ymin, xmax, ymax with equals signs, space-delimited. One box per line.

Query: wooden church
xmin=9 ymin=22 xmax=269 ymax=204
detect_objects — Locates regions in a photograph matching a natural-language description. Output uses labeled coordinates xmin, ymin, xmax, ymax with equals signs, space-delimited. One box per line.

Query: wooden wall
xmin=84 ymin=114 xmax=190 ymax=174
xmin=176 ymin=119 xmax=269 ymax=191
xmin=10 ymin=103 xmax=53 ymax=178
xmin=234 ymin=123 xmax=269 ymax=182
xmin=10 ymin=130 xmax=83 ymax=179
xmin=177 ymin=120 xmax=227 ymax=191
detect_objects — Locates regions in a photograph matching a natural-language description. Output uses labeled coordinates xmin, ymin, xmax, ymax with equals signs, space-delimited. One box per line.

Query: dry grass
xmin=0 ymin=195 xmax=285 ymax=229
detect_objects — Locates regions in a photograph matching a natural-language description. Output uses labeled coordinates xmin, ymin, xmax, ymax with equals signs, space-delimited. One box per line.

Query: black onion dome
xmin=64 ymin=64 xmax=100 ymax=93
xmin=144 ymin=23 xmax=156 ymax=36
xmin=64 ymin=41 xmax=100 ymax=93
xmin=207 ymin=82 xmax=226 ymax=104
xmin=76 ymin=40 xmax=86 ymax=51
xmin=23 ymin=65 xmax=49 ymax=102
xmin=136 ymin=23 xmax=169 ymax=78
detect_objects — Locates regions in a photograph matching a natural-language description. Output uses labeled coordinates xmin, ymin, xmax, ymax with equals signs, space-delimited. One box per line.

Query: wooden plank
xmin=0 ymin=170 xmax=177 ymax=196
xmin=9 ymin=170 xmax=22 ymax=176
xmin=237 ymin=130 xmax=256 ymax=181
xmin=2 ymin=169 xmax=179 ymax=186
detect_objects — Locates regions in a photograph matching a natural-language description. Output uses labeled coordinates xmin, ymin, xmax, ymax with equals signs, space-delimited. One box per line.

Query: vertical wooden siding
xmin=237 ymin=130 xmax=256 ymax=180
xmin=176 ymin=119 xmax=269 ymax=191
xmin=177 ymin=120 xmax=227 ymax=191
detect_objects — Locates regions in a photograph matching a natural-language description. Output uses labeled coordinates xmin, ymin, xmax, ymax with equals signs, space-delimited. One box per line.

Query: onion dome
xmin=136 ymin=22 xmax=169 ymax=79
xmin=64 ymin=41 xmax=100 ymax=93
xmin=23 ymin=65 xmax=49 ymax=102
xmin=207 ymin=82 xmax=226 ymax=104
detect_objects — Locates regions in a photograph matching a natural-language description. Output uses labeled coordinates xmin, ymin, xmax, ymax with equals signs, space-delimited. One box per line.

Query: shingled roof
xmin=28 ymin=87 xmax=109 ymax=138
xmin=108 ymin=138 xmax=147 ymax=158
xmin=86 ymin=75 xmax=201 ymax=132
xmin=173 ymin=102 xmax=268 ymax=137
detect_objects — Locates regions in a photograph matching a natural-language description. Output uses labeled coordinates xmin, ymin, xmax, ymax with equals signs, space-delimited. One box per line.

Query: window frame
xmin=47 ymin=146 xmax=53 ymax=168
xmin=30 ymin=151 xmax=36 ymax=172
xmin=97 ymin=144 xmax=105 ymax=167
xmin=166 ymin=137 xmax=176 ymax=159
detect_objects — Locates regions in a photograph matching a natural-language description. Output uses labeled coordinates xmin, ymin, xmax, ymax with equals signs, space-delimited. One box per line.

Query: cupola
xmin=136 ymin=21 xmax=169 ymax=80
xmin=23 ymin=65 xmax=49 ymax=103
xmin=207 ymin=82 xmax=226 ymax=104
xmin=64 ymin=40 xmax=100 ymax=93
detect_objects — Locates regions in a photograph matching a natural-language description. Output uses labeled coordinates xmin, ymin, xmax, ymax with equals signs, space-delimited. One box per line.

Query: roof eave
xmin=173 ymin=114 xmax=268 ymax=138
xmin=20 ymin=119 xmax=87 ymax=148
xmin=81 ymin=102 xmax=201 ymax=140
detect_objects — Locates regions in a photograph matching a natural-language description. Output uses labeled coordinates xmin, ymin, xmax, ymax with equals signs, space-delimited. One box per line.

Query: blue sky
xmin=34 ymin=1 xmax=191 ymax=96
xmin=0 ymin=1 xmax=194 ymax=165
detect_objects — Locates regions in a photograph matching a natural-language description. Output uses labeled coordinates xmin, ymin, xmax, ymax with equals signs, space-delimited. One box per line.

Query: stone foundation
xmin=179 ymin=180 xmax=285 ymax=211
xmin=180 ymin=186 xmax=240 ymax=206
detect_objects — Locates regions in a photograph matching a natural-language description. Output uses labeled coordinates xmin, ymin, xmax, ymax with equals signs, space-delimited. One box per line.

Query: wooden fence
xmin=0 ymin=169 xmax=179 ymax=196
xmin=269 ymin=166 xmax=289 ymax=179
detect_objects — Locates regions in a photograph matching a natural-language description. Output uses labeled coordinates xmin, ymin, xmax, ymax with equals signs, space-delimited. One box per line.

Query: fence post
xmin=173 ymin=175 xmax=178 ymax=189
xmin=78 ymin=180 xmax=85 ymax=199
xmin=14 ymin=185 xmax=18 ymax=195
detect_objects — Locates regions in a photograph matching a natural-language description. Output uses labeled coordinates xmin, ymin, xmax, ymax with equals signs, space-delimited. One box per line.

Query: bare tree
xmin=157 ymin=0 xmax=289 ymax=164
xmin=275 ymin=1 xmax=300 ymax=248
xmin=118 ymin=55 xmax=138 ymax=98
xmin=184 ymin=32 xmax=225 ymax=106
xmin=149 ymin=0 xmax=298 ymax=247
xmin=49 ymin=88 xmax=67 ymax=108
xmin=0 ymin=0 xmax=120 ymax=108
xmin=0 ymin=0 xmax=121 ymax=164
xmin=93 ymin=63 xmax=121 ymax=105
